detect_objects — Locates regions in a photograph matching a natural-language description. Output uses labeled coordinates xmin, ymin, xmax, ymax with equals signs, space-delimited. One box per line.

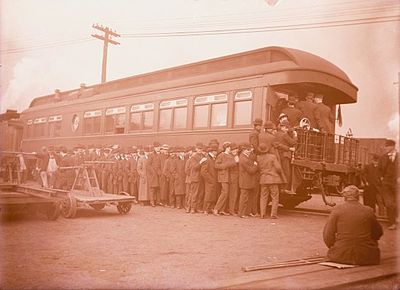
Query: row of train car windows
xmin=26 ymin=91 xmax=253 ymax=137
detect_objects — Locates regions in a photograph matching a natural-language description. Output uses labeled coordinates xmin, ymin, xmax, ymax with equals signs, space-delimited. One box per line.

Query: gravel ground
xmin=0 ymin=197 xmax=398 ymax=289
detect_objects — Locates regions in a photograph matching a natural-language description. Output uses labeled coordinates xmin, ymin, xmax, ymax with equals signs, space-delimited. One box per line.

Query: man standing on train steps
xmin=249 ymin=118 xmax=263 ymax=154
xmin=296 ymin=92 xmax=318 ymax=129
xmin=314 ymin=94 xmax=334 ymax=134
xmin=281 ymin=93 xmax=303 ymax=128
xmin=378 ymin=139 xmax=398 ymax=230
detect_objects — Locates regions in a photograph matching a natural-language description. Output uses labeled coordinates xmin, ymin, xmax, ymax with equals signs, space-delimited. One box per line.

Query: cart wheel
xmin=61 ymin=193 xmax=77 ymax=218
xmin=117 ymin=192 xmax=132 ymax=215
xmin=90 ymin=203 xmax=106 ymax=211
xmin=46 ymin=202 xmax=61 ymax=221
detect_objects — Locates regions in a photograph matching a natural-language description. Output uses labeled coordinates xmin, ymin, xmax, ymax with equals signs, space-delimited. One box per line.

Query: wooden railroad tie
xmin=242 ymin=256 xmax=326 ymax=272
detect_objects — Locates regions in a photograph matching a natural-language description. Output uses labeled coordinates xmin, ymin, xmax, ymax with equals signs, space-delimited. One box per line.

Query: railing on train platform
xmin=295 ymin=129 xmax=359 ymax=166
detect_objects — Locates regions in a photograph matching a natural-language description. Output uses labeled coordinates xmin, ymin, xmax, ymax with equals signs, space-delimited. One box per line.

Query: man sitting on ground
xmin=323 ymin=185 xmax=383 ymax=265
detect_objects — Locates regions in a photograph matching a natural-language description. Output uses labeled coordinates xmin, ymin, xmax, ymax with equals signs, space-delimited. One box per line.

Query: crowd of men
xmin=272 ymin=92 xmax=335 ymax=134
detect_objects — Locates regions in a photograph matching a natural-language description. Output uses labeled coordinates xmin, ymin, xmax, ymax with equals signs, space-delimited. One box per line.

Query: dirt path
xmin=1 ymin=204 xmax=397 ymax=289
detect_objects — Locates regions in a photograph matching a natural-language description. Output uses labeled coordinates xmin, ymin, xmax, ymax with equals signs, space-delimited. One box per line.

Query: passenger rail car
xmin=20 ymin=46 xmax=359 ymax=207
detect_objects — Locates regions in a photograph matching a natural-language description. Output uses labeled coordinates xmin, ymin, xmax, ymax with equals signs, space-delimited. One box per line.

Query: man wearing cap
xmin=214 ymin=142 xmax=238 ymax=215
xmin=314 ymin=94 xmax=335 ymax=134
xmin=186 ymin=142 xmax=205 ymax=213
xmin=296 ymin=92 xmax=318 ymax=129
xmin=323 ymin=185 xmax=383 ymax=265
xmin=281 ymin=93 xmax=303 ymax=128
xmin=249 ymin=118 xmax=263 ymax=152
xmin=201 ymin=143 xmax=219 ymax=214
xmin=238 ymin=143 xmax=259 ymax=218
xmin=378 ymin=139 xmax=398 ymax=230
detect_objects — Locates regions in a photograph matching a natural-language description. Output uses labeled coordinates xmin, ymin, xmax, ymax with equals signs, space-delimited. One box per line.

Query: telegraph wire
xmin=1 ymin=3 xmax=399 ymax=54
xmin=121 ymin=15 xmax=399 ymax=38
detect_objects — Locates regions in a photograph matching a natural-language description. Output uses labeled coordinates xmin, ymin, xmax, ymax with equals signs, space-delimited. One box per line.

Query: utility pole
xmin=91 ymin=24 xmax=120 ymax=83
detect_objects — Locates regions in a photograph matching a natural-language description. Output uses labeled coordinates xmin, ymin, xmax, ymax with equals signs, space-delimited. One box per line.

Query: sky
xmin=1 ymin=0 xmax=399 ymax=140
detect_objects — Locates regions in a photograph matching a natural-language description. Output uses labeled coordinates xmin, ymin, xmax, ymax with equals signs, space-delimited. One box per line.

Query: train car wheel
xmin=117 ymin=192 xmax=132 ymax=215
xmin=60 ymin=193 xmax=77 ymax=218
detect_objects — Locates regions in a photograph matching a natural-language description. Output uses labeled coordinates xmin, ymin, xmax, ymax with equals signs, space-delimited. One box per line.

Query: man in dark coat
xmin=323 ymin=185 xmax=383 ymax=265
xmin=186 ymin=143 xmax=204 ymax=213
xmin=200 ymin=144 xmax=219 ymax=214
xmin=281 ymin=94 xmax=303 ymax=128
xmin=258 ymin=121 xmax=278 ymax=156
xmin=296 ymin=92 xmax=318 ymax=129
xmin=249 ymin=118 xmax=263 ymax=153
xmin=257 ymin=143 xmax=286 ymax=218
xmin=147 ymin=143 xmax=162 ymax=207
xmin=55 ymin=147 xmax=75 ymax=190
xmin=362 ymin=154 xmax=384 ymax=214
xmin=378 ymin=139 xmax=398 ymax=230
xmin=275 ymin=120 xmax=296 ymax=190
xmin=238 ymin=143 xmax=258 ymax=218
xmin=214 ymin=142 xmax=237 ymax=215
xmin=314 ymin=94 xmax=335 ymax=134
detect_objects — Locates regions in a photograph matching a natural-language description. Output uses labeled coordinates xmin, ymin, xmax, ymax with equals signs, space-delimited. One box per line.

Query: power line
xmin=1 ymin=5 xmax=398 ymax=54
xmin=121 ymin=15 xmax=399 ymax=38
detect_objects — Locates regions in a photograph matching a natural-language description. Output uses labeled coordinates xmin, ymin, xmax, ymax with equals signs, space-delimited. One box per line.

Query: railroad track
xmin=283 ymin=207 xmax=389 ymax=223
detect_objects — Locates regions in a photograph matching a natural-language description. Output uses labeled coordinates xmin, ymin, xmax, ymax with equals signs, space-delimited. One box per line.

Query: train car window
xmin=234 ymin=91 xmax=253 ymax=126
xmin=194 ymin=105 xmax=209 ymax=128
xmin=33 ymin=117 xmax=47 ymax=137
xmin=174 ymin=107 xmax=187 ymax=129
xmin=27 ymin=120 xmax=33 ymax=138
xmin=129 ymin=112 xmax=141 ymax=130
xmin=159 ymin=99 xmax=188 ymax=130
xmin=84 ymin=110 xmax=102 ymax=134
xmin=194 ymin=94 xmax=227 ymax=128
xmin=105 ymin=106 xmax=126 ymax=134
xmin=211 ymin=103 xmax=227 ymax=127
xmin=143 ymin=111 xmax=154 ymax=129
xmin=129 ymin=103 xmax=154 ymax=131
xmin=159 ymin=109 xmax=172 ymax=130
xmin=48 ymin=115 xmax=62 ymax=137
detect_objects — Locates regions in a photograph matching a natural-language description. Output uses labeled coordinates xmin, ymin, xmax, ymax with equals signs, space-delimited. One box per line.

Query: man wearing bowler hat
xmin=238 ymin=143 xmax=258 ymax=218
xmin=257 ymin=143 xmax=286 ymax=219
xmin=249 ymin=118 xmax=263 ymax=152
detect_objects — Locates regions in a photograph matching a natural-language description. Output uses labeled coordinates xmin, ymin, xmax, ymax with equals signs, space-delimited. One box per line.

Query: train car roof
xmin=27 ymin=46 xmax=358 ymax=110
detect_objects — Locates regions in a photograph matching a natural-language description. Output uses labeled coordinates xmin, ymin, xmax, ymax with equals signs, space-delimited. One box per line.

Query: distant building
xmin=0 ymin=109 xmax=23 ymax=151
xmin=357 ymin=138 xmax=386 ymax=165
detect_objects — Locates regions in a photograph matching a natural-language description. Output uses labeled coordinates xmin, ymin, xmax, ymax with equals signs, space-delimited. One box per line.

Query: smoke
xmin=387 ymin=113 xmax=399 ymax=142
xmin=1 ymin=56 xmax=46 ymax=112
